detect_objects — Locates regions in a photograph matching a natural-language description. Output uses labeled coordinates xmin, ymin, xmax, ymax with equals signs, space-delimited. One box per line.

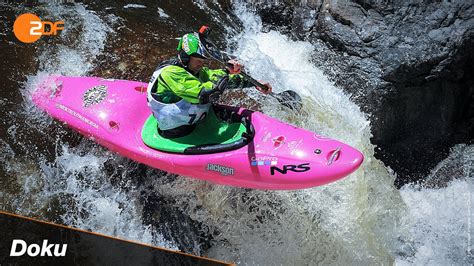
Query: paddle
xmin=198 ymin=26 xmax=303 ymax=111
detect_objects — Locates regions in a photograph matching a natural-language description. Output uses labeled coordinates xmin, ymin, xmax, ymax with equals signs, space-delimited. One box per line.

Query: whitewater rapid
xmin=3 ymin=2 xmax=471 ymax=265
xmin=13 ymin=3 xmax=177 ymax=251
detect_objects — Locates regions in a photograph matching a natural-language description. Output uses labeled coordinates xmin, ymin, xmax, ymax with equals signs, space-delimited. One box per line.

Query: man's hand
xmin=256 ymin=81 xmax=272 ymax=94
xmin=226 ymin=59 xmax=242 ymax=74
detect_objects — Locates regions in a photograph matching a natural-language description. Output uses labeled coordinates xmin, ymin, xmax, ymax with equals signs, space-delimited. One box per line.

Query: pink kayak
xmin=32 ymin=76 xmax=363 ymax=190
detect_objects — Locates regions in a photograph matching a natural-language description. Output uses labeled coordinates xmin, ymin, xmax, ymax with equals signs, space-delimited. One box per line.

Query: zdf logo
xmin=13 ymin=13 xmax=64 ymax=43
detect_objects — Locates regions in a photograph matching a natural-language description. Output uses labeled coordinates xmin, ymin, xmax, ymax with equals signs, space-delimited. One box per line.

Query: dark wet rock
xmin=140 ymin=191 xmax=214 ymax=255
xmin=254 ymin=0 xmax=474 ymax=187
xmin=89 ymin=0 xmax=239 ymax=81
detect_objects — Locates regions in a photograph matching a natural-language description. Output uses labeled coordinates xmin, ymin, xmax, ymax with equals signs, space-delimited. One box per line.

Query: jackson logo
xmin=270 ymin=163 xmax=310 ymax=175
xmin=206 ymin=163 xmax=234 ymax=176
xmin=10 ymin=239 xmax=67 ymax=257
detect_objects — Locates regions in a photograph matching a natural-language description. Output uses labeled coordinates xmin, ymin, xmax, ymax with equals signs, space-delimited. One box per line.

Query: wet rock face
xmin=254 ymin=1 xmax=474 ymax=186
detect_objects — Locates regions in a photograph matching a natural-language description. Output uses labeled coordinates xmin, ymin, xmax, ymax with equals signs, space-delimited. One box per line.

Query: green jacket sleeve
xmin=159 ymin=66 xmax=214 ymax=104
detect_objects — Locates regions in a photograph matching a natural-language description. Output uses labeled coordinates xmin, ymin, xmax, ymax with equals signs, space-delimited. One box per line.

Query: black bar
xmin=0 ymin=211 xmax=231 ymax=265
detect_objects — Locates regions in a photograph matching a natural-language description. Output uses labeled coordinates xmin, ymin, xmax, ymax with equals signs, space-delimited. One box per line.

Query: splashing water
xmin=4 ymin=2 xmax=471 ymax=264
xmin=36 ymin=4 xmax=115 ymax=75
xmin=397 ymin=144 xmax=474 ymax=265
xmin=11 ymin=3 xmax=177 ymax=250
xmin=148 ymin=6 xmax=472 ymax=265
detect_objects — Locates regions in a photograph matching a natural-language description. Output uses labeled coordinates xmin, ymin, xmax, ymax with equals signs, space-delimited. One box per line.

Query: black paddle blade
xmin=275 ymin=90 xmax=303 ymax=111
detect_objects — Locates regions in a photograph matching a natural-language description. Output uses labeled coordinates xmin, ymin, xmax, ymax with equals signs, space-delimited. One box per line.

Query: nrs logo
xmin=270 ymin=163 xmax=310 ymax=175
xmin=10 ymin=239 xmax=67 ymax=257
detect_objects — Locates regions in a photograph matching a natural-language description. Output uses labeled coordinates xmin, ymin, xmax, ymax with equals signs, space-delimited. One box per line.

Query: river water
xmin=0 ymin=1 xmax=472 ymax=264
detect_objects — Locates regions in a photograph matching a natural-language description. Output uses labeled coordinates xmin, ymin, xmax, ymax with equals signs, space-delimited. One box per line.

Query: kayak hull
xmin=32 ymin=76 xmax=364 ymax=190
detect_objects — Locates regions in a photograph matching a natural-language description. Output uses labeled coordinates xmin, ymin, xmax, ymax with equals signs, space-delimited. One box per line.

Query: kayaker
xmin=147 ymin=32 xmax=272 ymax=138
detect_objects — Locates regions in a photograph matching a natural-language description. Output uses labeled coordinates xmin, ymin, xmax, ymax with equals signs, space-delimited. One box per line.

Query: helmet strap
xmin=178 ymin=50 xmax=190 ymax=66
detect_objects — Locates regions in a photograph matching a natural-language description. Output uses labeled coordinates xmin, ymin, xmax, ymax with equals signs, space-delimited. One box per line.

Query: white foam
xmin=158 ymin=7 xmax=170 ymax=18
xmin=168 ymin=5 xmax=471 ymax=265
xmin=36 ymin=4 xmax=113 ymax=75
xmin=397 ymin=145 xmax=474 ymax=265
xmin=123 ymin=4 xmax=146 ymax=9
xmin=146 ymin=5 xmax=405 ymax=264
xmin=13 ymin=2 xmax=471 ymax=264
xmin=19 ymin=3 xmax=177 ymax=251
xmin=50 ymin=144 xmax=176 ymax=250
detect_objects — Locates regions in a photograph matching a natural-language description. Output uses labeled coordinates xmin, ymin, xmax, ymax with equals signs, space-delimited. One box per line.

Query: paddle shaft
xmin=218 ymin=55 xmax=303 ymax=110
xmin=223 ymin=60 xmax=271 ymax=92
